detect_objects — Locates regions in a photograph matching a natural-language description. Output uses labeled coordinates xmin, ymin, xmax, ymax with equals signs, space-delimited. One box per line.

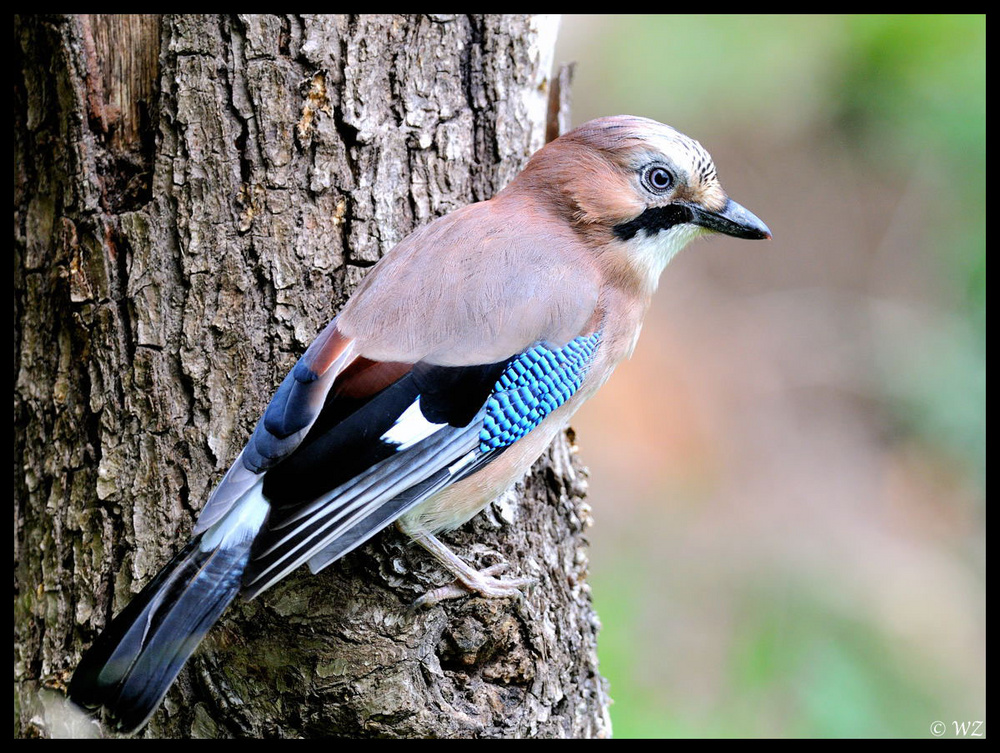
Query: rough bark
xmin=14 ymin=14 xmax=610 ymax=738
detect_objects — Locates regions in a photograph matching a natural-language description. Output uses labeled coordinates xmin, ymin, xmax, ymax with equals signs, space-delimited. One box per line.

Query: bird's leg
xmin=401 ymin=526 xmax=534 ymax=609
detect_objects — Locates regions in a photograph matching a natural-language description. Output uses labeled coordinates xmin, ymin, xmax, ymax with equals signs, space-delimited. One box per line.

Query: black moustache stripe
xmin=612 ymin=205 xmax=693 ymax=241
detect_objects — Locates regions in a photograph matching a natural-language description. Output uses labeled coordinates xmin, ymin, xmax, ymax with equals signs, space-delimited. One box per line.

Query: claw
xmin=411 ymin=566 xmax=534 ymax=609
xmin=400 ymin=527 xmax=535 ymax=609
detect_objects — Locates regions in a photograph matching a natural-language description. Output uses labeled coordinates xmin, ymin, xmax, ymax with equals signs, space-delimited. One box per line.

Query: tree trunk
xmin=14 ymin=14 xmax=610 ymax=738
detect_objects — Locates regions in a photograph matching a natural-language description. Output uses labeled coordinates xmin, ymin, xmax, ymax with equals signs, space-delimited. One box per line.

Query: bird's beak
xmin=690 ymin=198 xmax=771 ymax=240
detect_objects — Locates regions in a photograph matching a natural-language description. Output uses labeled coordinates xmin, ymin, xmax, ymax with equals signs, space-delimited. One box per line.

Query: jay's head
xmin=506 ymin=115 xmax=770 ymax=291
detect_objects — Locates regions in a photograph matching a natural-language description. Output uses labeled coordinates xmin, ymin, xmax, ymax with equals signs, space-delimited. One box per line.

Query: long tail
xmin=69 ymin=490 xmax=268 ymax=733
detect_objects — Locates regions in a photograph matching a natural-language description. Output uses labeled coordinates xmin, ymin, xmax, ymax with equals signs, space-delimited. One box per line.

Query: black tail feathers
xmin=69 ymin=534 xmax=250 ymax=733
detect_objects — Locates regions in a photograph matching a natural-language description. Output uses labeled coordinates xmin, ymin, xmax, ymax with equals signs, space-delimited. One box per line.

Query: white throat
xmin=628 ymin=223 xmax=707 ymax=293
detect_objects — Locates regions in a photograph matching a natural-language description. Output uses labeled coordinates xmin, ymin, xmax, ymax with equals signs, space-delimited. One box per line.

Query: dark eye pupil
xmin=648 ymin=167 xmax=671 ymax=190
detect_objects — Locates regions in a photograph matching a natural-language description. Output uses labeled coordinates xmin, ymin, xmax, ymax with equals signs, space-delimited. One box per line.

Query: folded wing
xmin=193 ymin=198 xmax=606 ymax=600
xmin=239 ymin=331 xmax=603 ymax=600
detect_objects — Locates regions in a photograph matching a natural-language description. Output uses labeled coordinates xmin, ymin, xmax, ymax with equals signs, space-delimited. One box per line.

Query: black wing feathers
xmin=261 ymin=360 xmax=508 ymax=511
xmin=242 ymin=357 xmax=510 ymax=597
xmin=69 ymin=535 xmax=250 ymax=732
xmin=262 ymin=372 xmax=420 ymax=510
xmin=412 ymin=360 xmax=511 ymax=426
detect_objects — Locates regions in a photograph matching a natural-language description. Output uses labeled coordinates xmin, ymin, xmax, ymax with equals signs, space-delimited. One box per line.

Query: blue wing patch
xmin=480 ymin=332 xmax=602 ymax=452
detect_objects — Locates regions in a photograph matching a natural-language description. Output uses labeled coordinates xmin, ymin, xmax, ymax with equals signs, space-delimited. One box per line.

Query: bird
xmin=68 ymin=114 xmax=770 ymax=733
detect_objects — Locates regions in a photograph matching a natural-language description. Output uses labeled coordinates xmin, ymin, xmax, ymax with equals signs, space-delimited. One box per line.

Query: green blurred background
xmin=554 ymin=15 xmax=985 ymax=738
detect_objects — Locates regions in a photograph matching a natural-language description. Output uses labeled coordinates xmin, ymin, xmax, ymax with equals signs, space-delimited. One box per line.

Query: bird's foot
xmin=412 ymin=562 xmax=534 ymax=609
xmin=401 ymin=527 xmax=534 ymax=609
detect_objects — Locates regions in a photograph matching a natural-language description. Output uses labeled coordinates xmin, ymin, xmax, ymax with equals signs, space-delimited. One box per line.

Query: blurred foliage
xmin=557 ymin=14 xmax=985 ymax=738
xmin=593 ymin=559 xmax=968 ymax=739
xmin=837 ymin=15 xmax=985 ymax=276
xmin=834 ymin=15 xmax=985 ymax=487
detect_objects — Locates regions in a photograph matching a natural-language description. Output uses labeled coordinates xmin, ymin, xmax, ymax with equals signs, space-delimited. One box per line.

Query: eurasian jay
xmin=69 ymin=115 xmax=770 ymax=732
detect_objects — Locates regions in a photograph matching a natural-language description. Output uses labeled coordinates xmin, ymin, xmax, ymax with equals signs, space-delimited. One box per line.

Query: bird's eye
xmin=642 ymin=165 xmax=674 ymax=193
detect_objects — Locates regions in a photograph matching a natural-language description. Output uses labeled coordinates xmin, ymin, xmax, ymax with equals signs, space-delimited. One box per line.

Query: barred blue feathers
xmin=480 ymin=332 xmax=602 ymax=452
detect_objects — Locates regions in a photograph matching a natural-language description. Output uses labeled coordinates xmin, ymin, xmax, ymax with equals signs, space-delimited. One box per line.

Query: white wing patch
xmin=380 ymin=398 xmax=447 ymax=450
